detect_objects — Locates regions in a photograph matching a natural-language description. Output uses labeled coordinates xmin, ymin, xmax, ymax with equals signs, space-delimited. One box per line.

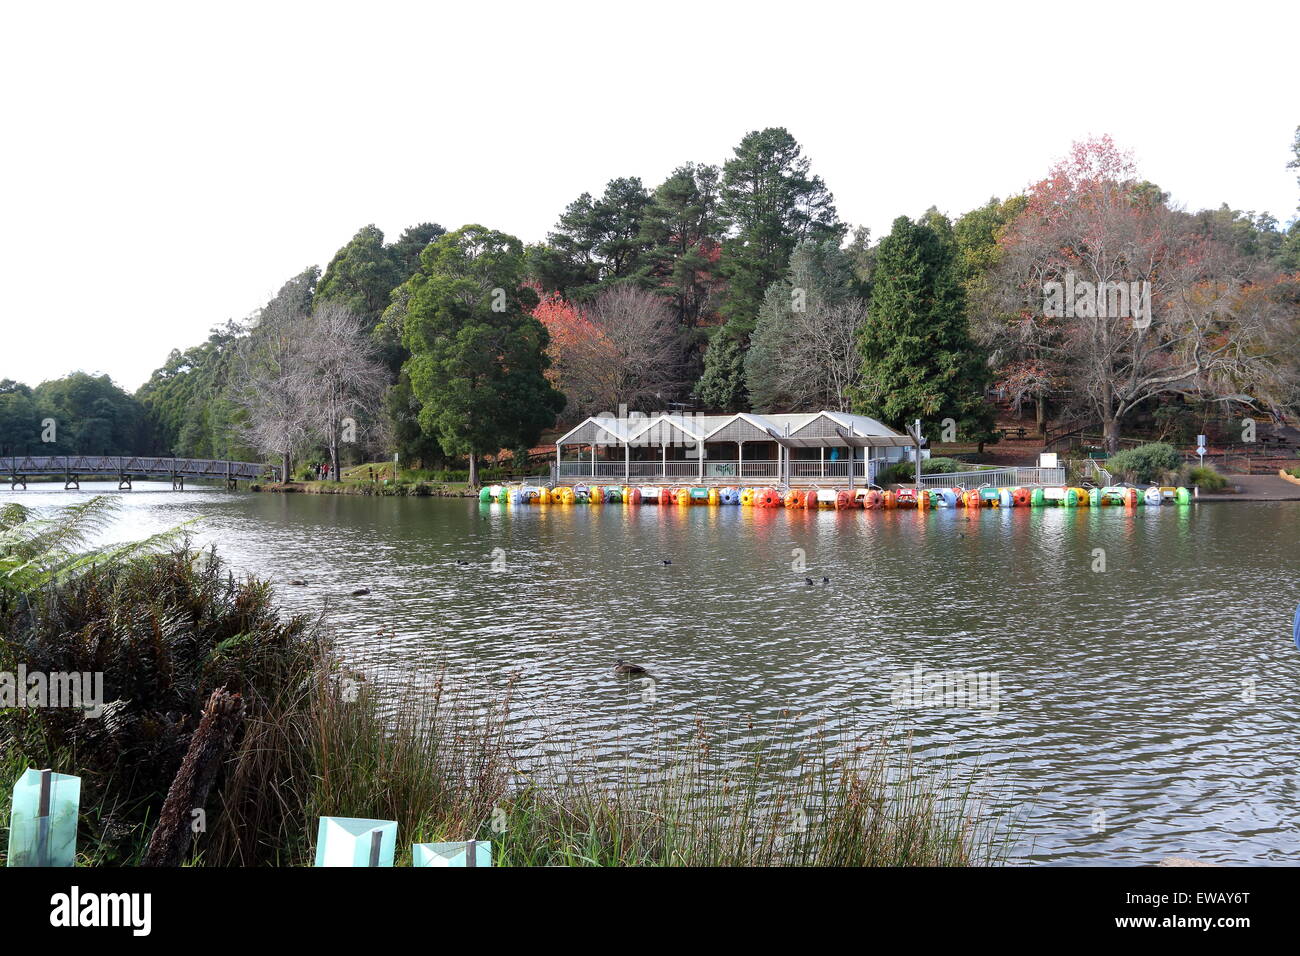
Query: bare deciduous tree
xmin=747 ymin=294 xmax=868 ymax=413
xmin=564 ymin=285 xmax=687 ymax=414
xmin=784 ymin=298 xmax=868 ymax=412
xmin=235 ymin=295 xmax=312 ymax=482
xmin=299 ymin=301 xmax=389 ymax=481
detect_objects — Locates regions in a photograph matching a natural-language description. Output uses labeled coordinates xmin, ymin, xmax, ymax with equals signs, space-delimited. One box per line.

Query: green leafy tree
xmin=854 ymin=215 xmax=996 ymax=448
xmin=389 ymin=222 xmax=446 ymax=275
xmin=315 ymin=225 xmax=403 ymax=330
xmin=639 ymin=164 xmax=725 ymax=315
xmin=0 ymin=381 xmax=40 ymax=457
xmin=533 ymin=178 xmax=653 ymax=301
xmin=30 ymin=373 xmax=147 ymax=455
xmin=401 ymin=225 xmax=565 ymax=485
xmin=693 ymin=332 xmax=749 ymax=413
xmin=698 ymin=128 xmax=843 ymax=410
xmin=845 ymin=226 xmax=875 ymax=297
xmin=718 ymin=128 xmax=842 ymax=328
xmin=314 ymin=223 xmax=447 ymax=462
xmin=1192 ymin=205 xmax=1288 ymax=265
xmin=136 ymin=318 xmax=252 ymax=458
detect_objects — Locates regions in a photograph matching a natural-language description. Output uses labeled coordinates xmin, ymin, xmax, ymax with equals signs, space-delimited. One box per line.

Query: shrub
xmin=0 ymin=554 xmax=317 ymax=863
xmin=1106 ymin=442 xmax=1182 ymax=483
xmin=1186 ymin=464 xmax=1227 ymax=491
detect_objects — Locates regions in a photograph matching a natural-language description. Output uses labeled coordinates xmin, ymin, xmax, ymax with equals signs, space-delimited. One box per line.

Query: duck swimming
xmin=612 ymin=659 xmax=649 ymax=677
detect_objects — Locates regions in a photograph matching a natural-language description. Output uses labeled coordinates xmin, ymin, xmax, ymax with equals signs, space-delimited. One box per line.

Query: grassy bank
xmin=248 ymin=460 xmax=550 ymax=497
xmin=251 ymin=479 xmax=476 ymax=497
xmin=0 ymin=497 xmax=1013 ymax=866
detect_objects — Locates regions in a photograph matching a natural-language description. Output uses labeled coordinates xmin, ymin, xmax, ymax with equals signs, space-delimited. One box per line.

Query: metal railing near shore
xmin=789 ymin=460 xmax=868 ymax=480
xmin=1078 ymin=459 xmax=1114 ymax=486
xmin=554 ymin=458 xmax=879 ymax=484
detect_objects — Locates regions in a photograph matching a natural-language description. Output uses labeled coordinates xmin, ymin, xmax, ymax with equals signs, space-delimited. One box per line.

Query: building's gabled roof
xmin=774 ymin=410 xmax=900 ymax=438
xmin=703 ymin=412 xmax=781 ymax=442
xmin=553 ymin=416 xmax=636 ymax=446
xmin=628 ymin=413 xmax=707 ymax=445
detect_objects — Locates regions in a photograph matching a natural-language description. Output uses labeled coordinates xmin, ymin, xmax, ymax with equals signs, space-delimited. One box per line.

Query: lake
xmin=5 ymin=481 xmax=1298 ymax=865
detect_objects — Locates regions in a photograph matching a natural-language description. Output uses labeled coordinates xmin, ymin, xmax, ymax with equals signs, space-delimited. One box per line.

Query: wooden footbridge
xmin=2 ymin=455 xmax=281 ymax=490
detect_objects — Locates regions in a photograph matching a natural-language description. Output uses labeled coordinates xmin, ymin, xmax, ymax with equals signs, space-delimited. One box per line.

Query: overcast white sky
xmin=2 ymin=0 xmax=1297 ymax=391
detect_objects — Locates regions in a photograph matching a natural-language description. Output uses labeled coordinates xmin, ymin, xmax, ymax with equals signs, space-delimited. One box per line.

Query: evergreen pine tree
xmin=854 ymin=216 xmax=996 ymax=446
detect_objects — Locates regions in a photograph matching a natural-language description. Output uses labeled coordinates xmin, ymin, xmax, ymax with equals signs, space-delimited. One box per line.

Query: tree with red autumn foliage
xmin=993 ymin=137 xmax=1294 ymax=451
xmin=532 ymin=286 xmax=686 ymax=422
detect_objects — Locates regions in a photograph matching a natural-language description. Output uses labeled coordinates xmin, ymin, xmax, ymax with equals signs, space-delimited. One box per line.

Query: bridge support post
xmin=64 ymin=474 xmax=79 ymax=490
xmin=118 ymin=474 xmax=132 ymax=491
xmin=172 ymin=475 xmax=184 ymax=491
xmin=9 ymin=475 xmax=24 ymax=491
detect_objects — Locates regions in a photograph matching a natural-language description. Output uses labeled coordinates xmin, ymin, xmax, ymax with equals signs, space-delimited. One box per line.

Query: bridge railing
xmin=1 ymin=456 xmax=280 ymax=483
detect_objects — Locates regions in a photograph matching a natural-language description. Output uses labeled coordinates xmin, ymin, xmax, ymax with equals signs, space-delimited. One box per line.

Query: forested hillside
xmin=4 ymin=127 xmax=1299 ymax=477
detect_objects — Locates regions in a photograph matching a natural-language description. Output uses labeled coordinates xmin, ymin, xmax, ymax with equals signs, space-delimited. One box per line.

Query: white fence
xmin=916 ymin=466 xmax=1065 ymax=488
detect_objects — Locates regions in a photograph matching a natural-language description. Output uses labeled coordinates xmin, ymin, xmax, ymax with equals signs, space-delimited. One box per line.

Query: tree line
xmin=4 ymin=126 xmax=1299 ymax=475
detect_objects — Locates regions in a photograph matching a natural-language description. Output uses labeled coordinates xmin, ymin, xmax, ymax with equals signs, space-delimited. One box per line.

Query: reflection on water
xmin=4 ymin=481 xmax=1299 ymax=864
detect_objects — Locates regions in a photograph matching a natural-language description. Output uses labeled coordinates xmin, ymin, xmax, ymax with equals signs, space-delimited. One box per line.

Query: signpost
xmin=1197 ymin=435 xmax=1207 ymax=465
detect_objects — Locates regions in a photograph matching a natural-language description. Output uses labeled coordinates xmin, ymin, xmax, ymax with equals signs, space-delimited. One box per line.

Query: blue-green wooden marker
xmin=313 ymin=817 xmax=397 ymax=867
xmin=412 ymin=840 xmax=492 ymax=867
xmin=8 ymin=768 xmax=80 ymax=867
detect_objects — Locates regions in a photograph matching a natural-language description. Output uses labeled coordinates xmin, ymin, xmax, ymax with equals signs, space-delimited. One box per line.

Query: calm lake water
xmin=5 ymin=481 xmax=1299 ymax=865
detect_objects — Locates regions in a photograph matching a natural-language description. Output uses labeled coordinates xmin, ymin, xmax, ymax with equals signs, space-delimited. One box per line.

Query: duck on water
xmin=612 ymin=660 xmax=650 ymax=677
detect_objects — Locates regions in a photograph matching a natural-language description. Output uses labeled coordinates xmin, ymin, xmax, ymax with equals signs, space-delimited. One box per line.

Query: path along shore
xmin=1198 ymin=474 xmax=1300 ymax=502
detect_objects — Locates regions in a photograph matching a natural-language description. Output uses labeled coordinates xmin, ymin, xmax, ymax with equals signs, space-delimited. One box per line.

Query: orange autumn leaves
xmin=531 ymin=288 xmax=623 ymax=419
